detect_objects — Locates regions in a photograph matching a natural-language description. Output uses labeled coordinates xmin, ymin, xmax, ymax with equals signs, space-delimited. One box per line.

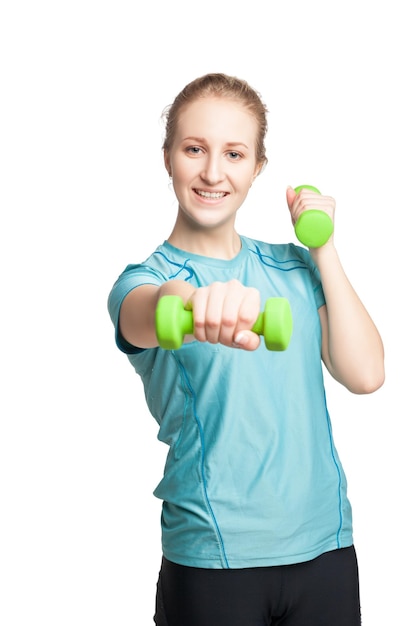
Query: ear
xmin=164 ymin=150 xmax=172 ymax=177
xmin=253 ymin=161 xmax=264 ymax=181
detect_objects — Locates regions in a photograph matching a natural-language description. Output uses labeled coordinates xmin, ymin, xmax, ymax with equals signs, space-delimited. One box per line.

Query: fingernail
xmin=233 ymin=332 xmax=248 ymax=348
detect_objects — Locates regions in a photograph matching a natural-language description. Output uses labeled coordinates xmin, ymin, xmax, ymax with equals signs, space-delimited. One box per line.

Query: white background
xmin=1 ymin=1 xmax=415 ymax=624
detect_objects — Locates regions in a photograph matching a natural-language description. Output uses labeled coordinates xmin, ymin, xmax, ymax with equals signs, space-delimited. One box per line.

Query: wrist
xmin=309 ymin=240 xmax=338 ymax=267
xmin=158 ymin=280 xmax=195 ymax=302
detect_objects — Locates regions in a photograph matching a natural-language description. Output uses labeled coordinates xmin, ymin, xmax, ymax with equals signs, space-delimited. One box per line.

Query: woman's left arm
xmin=286 ymin=186 xmax=385 ymax=394
xmin=314 ymin=243 xmax=385 ymax=394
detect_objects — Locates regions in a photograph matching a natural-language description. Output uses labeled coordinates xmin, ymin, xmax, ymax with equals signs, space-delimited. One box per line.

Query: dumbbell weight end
xmin=155 ymin=295 xmax=194 ymax=350
xmin=251 ymin=297 xmax=293 ymax=351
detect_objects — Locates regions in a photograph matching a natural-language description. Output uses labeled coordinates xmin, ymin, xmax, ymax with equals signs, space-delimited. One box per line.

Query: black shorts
xmin=154 ymin=546 xmax=361 ymax=626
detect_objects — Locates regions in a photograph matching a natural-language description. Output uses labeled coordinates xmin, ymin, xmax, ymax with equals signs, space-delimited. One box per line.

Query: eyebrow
xmin=181 ymin=137 xmax=249 ymax=149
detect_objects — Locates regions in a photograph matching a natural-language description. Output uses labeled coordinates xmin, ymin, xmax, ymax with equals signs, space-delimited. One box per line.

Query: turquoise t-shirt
xmin=108 ymin=236 xmax=353 ymax=569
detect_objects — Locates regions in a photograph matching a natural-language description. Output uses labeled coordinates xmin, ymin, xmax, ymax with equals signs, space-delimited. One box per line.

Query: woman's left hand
xmin=286 ymin=186 xmax=335 ymax=234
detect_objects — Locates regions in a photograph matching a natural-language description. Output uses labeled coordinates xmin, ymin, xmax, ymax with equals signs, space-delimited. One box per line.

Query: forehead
xmin=175 ymin=96 xmax=258 ymax=143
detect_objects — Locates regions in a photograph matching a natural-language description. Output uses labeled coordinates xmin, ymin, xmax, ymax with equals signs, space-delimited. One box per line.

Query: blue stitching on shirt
xmin=324 ymin=396 xmax=343 ymax=548
xmin=174 ymin=354 xmax=230 ymax=568
xmin=153 ymin=251 xmax=196 ymax=281
xmin=247 ymin=243 xmax=309 ymax=272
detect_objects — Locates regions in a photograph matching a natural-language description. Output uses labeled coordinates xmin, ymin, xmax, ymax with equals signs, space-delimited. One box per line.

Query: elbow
xmin=348 ymin=365 xmax=385 ymax=395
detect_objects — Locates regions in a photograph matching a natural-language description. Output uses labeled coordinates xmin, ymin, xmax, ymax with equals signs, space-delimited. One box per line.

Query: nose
xmin=201 ymin=153 xmax=225 ymax=185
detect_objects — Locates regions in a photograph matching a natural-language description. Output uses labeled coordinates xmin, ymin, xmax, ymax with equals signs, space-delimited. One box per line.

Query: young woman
xmin=108 ymin=73 xmax=384 ymax=625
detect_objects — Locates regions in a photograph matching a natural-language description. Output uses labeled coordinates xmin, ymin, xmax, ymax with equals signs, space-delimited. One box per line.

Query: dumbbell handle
xmin=155 ymin=295 xmax=292 ymax=351
xmin=293 ymin=185 xmax=333 ymax=248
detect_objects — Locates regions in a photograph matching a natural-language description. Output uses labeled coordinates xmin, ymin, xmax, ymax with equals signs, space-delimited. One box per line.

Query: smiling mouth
xmin=194 ymin=189 xmax=228 ymax=199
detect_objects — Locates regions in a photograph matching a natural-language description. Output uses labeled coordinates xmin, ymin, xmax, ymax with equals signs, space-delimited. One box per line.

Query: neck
xmin=167 ymin=222 xmax=241 ymax=260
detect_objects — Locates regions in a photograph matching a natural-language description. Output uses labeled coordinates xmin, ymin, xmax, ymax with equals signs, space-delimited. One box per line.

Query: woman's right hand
xmin=186 ymin=279 xmax=261 ymax=350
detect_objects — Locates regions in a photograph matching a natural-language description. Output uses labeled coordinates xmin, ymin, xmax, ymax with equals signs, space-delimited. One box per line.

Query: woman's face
xmin=165 ymin=97 xmax=261 ymax=232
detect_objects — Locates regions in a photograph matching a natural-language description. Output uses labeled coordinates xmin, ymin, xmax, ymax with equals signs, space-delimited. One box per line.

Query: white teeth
xmin=196 ymin=190 xmax=226 ymax=199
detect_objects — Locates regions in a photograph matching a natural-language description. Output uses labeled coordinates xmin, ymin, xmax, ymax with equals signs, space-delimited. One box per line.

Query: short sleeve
xmin=107 ymin=264 xmax=166 ymax=354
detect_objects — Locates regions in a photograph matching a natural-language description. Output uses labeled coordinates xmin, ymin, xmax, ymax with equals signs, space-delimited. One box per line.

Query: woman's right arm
xmin=119 ymin=280 xmax=196 ymax=349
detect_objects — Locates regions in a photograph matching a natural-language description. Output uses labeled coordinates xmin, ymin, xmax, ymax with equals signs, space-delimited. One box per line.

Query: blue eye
xmin=186 ymin=146 xmax=202 ymax=155
xmin=228 ymin=151 xmax=241 ymax=160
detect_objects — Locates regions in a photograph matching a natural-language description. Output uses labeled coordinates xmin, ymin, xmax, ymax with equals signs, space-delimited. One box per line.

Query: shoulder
xmin=110 ymin=241 xmax=185 ymax=288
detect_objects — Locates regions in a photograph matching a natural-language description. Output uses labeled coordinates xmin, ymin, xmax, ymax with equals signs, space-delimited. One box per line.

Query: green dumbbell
xmin=155 ymin=295 xmax=293 ymax=351
xmin=293 ymin=185 xmax=334 ymax=248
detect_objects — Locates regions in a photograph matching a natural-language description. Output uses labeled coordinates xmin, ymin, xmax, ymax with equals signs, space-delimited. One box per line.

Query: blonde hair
xmin=162 ymin=73 xmax=268 ymax=170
